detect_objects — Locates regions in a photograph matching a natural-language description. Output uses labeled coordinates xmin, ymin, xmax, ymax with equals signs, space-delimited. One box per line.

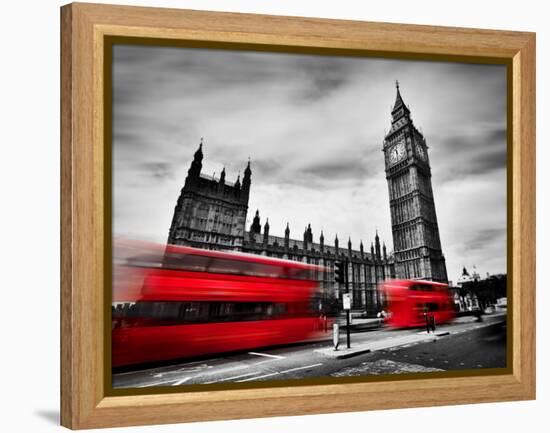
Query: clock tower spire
xmin=383 ymin=83 xmax=448 ymax=283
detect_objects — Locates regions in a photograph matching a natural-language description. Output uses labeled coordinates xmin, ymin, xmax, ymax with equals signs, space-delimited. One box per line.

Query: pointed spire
xmin=334 ymin=234 xmax=339 ymax=250
xmin=241 ymin=159 xmax=251 ymax=201
xmin=250 ymin=209 xmax=261 ymax=234
xmin=185 ymin=138 xmax=204 ymax=188
xmin=392 ymin=81 xmax=404 ymax=111
xmin=348 ymin=237 xmax=352 ymax=249
xmin=391 ymin=81 xmax=410 ymax=117
xmin=306 ymin=223 xmax=313 ymax=243
xmin=320 ymin=230 xmax=324 ymax=242
xmin=263 ymin=218 xmax=269 ymax=244
xmin=194 ymin=138 xmax=204 ymax=161
xmin=284 ymin=222 xmax=290 ymax=249
xmin=243 ymin=159 xmax=251 ymax=185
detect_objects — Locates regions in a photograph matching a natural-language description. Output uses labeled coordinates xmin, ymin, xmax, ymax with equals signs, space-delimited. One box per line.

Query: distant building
xmin=452 ymin=266 xmax=506 ymax=311
xmin=453 ymin=266 xmax=481 ymax=311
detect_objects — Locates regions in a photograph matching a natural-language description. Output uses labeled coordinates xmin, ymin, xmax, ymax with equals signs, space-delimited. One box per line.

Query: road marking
xmin=137 ymin=380 xmax=178 ymax=388
xmin=248 ymin=352 xmax=285 ymax=359
xmin=237 ymin=363 xmax=323 ymax=382
xmin=172 ymin=377 xmax=191 ymax=386
xmin=114 ymin=359 xmax=212 ymax=377
xmin=200 ymin=359 xmax=283 ymax=378
xmin=203 ymin=372 xmax=260 ymax=384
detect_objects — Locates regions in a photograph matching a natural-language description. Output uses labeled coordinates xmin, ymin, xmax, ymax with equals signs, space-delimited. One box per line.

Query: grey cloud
xmin=457 ymin=228 xmax=505 ymax=255
xmin=300 ymin=156 xmax=373 ymax=180
xmin=138 ymin=162 xmax=176 ymax=181
xmin=252 ymin=159 xmax=282 ymax=178
xmin=433 ymin=127 xmax=506 ymax=181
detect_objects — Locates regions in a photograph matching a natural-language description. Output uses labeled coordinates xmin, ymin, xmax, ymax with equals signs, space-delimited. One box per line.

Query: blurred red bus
xmin=112 ymin=240 xmax=333 ymax=368
xmin=381 ymin=279 xmax=455 ymax=328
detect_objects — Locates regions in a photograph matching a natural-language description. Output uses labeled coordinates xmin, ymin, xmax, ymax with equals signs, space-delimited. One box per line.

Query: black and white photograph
xmin=110 ymin=44 xmax=508 ymax=389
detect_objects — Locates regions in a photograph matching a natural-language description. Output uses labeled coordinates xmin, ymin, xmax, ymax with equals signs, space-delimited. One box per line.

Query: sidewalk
xmin=317 ymin=314 xmax=504 ymax=359
xmin=314 ymin=331 xmax=440 ymax=359
xmin=340 ymin=310 xmax=505 ymax=331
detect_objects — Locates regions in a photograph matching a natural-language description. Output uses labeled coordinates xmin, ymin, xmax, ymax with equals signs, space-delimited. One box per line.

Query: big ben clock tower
xmin=383 ymin=82 xmax=448 ymax=283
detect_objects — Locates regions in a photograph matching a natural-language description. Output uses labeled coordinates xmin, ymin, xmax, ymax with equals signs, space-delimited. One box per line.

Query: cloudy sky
xmin=112 ymin=44 xmax=507 ymax=283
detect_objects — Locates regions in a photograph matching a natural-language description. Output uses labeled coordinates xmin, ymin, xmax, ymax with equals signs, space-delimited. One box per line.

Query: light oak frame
xmin=61 ymin=2 xmax=536 ymax=429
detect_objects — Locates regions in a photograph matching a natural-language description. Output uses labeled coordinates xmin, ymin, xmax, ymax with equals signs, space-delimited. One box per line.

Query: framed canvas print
xmin=60 ymin=2 xmax=536 ymax=429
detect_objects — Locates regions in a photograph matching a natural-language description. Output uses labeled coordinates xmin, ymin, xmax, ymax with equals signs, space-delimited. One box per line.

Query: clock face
xmin=389 ymin=139 xmax=406 ymax=164
xmin=416 ymin=144 xmax=426 ymax=160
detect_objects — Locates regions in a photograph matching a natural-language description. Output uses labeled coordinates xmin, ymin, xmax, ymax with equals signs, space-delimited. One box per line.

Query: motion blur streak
xmin=112 ymin=239 xmax=334 ymax=368
xmin=381 ymin=279 xmax=455 ymax=328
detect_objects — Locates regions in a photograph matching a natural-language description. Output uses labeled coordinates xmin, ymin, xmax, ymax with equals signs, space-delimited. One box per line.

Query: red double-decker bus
xmin=381 ymin=279 xmax=455 ymax=328
xmin=112 ymin=240 xmax=333 ymax=368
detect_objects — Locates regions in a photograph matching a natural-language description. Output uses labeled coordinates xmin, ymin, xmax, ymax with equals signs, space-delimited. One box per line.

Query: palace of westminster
xmin=167 ymin=84 xmax=448 ymax=315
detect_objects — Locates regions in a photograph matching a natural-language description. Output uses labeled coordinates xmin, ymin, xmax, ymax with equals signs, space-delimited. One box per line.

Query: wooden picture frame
xmin=61 ymin=2 xmax=535 ymax=429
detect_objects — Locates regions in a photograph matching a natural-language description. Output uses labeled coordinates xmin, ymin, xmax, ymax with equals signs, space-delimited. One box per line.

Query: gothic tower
xmin=383 ymin=82 xmax=448 ymax=283
xmin=167 ymin=140 xmax=249 ymax=251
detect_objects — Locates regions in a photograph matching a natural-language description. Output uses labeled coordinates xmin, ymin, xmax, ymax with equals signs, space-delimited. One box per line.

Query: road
xmin=112 ymin=313 xmax=507 ymax=389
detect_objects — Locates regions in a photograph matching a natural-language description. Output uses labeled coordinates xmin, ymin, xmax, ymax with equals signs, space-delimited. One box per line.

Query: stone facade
xmin=245 ymin=216 xmax=395 ymax=315
xmin=167 ymin=139 xmax=250 ymax=251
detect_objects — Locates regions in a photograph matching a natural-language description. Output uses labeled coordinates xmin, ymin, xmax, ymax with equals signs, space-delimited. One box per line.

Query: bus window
xmin=203 ymin=259 xmax=281 ymax=279
xmin=158 ymin=250 xmax=319 ymax=281
xmin=163 ymin=253 xmax=212 ymax=273
xmin=410 ymin=283 xmax=435 ymax=292
xmin=113 ymin=301 xmax=288 ymax=327
xmin=285 ymin=267 xmax=313 ymax=281
xmin=241 ymin=262 xmax=281 ymax=279
xmin=204 ymin=258 xmax=243 ymax=276
xmin=425 ymin=302 xmax=439 ymax=312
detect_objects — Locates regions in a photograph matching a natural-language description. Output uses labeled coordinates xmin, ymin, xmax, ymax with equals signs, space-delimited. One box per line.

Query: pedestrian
xmin=377 ymin=309 xmax=386 ymax=326
xmin=423 ymin=306 xmax=430 ymax=333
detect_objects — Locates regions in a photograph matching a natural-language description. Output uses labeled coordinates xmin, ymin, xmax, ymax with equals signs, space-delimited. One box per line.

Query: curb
xmin=333 ymin=347 xmax=372 ymax=359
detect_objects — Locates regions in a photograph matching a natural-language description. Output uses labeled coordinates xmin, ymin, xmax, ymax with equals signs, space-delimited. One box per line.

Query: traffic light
xmin=334 ymin=261 xmax=346 ymax=284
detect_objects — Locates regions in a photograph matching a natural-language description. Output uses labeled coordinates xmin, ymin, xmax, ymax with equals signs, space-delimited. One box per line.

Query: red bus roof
xmin=381 ymin=279 xmax=449 ymax=291
xmin=115 ymin=237 xmax=326 ymax=272
xmin=113 ymin=238 xmax=325 ymax=302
